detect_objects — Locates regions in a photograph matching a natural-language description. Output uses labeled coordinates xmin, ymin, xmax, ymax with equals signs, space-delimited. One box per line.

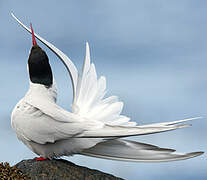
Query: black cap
xmin=28 ymin=24 xmax=53 ymax=87
xmin=28 ymin=45 xmax=53 ymax=87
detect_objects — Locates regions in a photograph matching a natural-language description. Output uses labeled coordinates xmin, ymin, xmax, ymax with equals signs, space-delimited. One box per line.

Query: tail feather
xmin=81 ymin=139 xmax=204 ymax=162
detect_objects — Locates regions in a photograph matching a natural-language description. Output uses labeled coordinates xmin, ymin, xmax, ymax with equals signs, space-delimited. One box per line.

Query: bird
xmin=11 ymin=13 xmax=204 ymax=162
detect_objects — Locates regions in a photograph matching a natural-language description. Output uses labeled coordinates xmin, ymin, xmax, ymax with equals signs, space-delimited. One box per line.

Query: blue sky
xmin=0 ymin=1 xmax=206 ymax=179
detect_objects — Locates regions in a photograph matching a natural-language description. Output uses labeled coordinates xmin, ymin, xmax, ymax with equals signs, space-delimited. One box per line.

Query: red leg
xmin=35 ymin=157 xmax=48 ymax=161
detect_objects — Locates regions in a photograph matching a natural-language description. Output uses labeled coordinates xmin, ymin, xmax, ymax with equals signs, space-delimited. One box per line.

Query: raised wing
xmin=11 ymin=13 xmax=78 ymax=102
xmin=72 ymin=43 xmax=136 ymax=127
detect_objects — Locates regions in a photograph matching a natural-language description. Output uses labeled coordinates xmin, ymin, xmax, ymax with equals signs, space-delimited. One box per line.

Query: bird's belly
xmin=27 ymin=138 xmax=100 ymax=159
xmin=11 ymin=100 xmax=101 ymax=158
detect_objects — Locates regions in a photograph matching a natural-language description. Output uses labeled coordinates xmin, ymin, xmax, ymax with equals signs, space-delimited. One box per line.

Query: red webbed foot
xmin=35 ymin=157 xmax=48 ymax=161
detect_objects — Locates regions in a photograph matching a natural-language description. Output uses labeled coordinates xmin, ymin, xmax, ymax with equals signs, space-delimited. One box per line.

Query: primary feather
xmin=11 ymin=13 xmax=204 ymax=162
xmin=81 ymin=139 xmax=203 ymax=162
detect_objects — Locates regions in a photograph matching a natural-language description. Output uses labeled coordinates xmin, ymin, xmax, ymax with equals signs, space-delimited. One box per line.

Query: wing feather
xmin=11 ymin=13 xmax=78 ymax=102
xmin=139 ymin=117 xmax=202 ymax=127
xmin=82 ymin=42 xmax=91 ymax=77
xmin=71 ymin=43 xmax=135 ymax=126
xmin=81 ymin=139 xmax=204 ymax=162
xmin=78 ymin=123 xmax=192 ymax=138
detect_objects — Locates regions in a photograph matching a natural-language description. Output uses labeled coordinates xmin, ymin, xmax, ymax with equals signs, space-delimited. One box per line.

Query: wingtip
xmin=188 ymin=116 xmax=203 ymax=120
xmin=177 ymin=124 xmax=192 ymax=129
xmin=11 ymin=12 xmax=16 ymax=19
xmin=187 ymin=151 xmax=204 ymax=157
xmin=86 ymin=42 xmax=90 ymax=52
xmin=86 ymin=41 xmax=89 ymax=47
xmin=85 ymin=41 xmax=91 ymax=60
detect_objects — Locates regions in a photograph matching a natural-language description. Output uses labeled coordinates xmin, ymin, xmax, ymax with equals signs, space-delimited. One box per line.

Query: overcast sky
xmin=0 ymin=1 xmax=207 ymax=179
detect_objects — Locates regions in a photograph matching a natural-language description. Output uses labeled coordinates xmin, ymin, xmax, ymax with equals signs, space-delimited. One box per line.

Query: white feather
xmin=71 ymin=43 xmax=135 ymax=127
xmin=81 ymin=139 xmax=204 ymax=162
xmin=11 ymin=13 xmax=204 ymax=161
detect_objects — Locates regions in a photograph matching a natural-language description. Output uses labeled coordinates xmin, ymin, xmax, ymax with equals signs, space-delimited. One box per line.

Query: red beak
xmin=30 ymin=23 xmax=37 ymax=46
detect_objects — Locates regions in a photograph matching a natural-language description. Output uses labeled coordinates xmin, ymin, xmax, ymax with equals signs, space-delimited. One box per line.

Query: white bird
xmin=11 ymin=13 xmax=204 ymax=162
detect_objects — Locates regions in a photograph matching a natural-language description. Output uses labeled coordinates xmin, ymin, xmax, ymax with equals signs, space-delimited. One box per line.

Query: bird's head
xmin=28 ymin=24 xmax=53 ymax=87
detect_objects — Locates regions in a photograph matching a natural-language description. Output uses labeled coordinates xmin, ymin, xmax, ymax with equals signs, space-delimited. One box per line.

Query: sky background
xmin=0 ymin=0 xmax=207 ymax=179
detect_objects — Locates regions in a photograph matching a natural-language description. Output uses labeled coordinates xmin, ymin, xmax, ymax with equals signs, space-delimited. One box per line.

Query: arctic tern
xmin=11 ymin=13 xmax=204 ymax=162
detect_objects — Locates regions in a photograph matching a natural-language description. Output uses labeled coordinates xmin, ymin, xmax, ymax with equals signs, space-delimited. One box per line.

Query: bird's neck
xmin=25 ymin=80 xmax=57 ymax=103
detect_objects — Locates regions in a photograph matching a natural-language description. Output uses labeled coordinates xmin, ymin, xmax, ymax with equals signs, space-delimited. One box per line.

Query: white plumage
xmin=11 ymin=13 xmax=204 ymax=162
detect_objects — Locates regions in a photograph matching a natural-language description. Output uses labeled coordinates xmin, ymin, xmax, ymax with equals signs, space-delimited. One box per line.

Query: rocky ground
xmin=0 ymin=159 xmax=124 ymax=180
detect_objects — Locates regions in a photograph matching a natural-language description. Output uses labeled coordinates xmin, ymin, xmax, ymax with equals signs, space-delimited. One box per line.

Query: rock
xmin=15 ymin=159 xmax=124 ymax=180
xmin=0 ymin=162 xmax=28 ymax=179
